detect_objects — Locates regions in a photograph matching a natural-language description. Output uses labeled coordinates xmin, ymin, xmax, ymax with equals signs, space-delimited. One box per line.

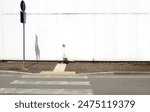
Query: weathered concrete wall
xmin=1 ymin=0 xmax=150 ymax=61
xmin=0 ymin=0 xmax=3 ymax=60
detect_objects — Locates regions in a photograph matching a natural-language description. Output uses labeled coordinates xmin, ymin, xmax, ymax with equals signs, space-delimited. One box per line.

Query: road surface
xmin=0 ymin=73 xmax=150 ymax=95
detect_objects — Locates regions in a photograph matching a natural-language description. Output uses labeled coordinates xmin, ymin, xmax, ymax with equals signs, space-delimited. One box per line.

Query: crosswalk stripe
xmin=21 ymin=75 xmax=88 ymax=79
xmin=10 ymin=80 xmax=91 ymax=85
xmin=0 ymin=88 xmax=93 ymax=95
xmin=0 ymin=75 xmax=16 ymax=77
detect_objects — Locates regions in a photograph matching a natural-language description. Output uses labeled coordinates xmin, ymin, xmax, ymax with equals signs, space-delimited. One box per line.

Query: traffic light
xmin=20 ymin=11 xmax=26 ymax=23
xmin=20 ymin=0 xmax=26 ymax=11
xmin=20 ymin=0 xmax=26 ymax=23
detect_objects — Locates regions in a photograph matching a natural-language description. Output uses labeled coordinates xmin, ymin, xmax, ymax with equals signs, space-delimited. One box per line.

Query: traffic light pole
xmin=23 ymin=22 xmax=25 ymax=69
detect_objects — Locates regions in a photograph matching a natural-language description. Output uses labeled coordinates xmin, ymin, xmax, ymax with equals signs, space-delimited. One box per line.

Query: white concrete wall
xmin=1 ymin=0 xmax=150 ymax=61
xmin=0 ymin=0 xmax=3 ymax=60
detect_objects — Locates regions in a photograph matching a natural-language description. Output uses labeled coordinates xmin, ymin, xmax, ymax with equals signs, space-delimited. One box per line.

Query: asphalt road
xmin=0 ymin=73 xmax=150 ymax=95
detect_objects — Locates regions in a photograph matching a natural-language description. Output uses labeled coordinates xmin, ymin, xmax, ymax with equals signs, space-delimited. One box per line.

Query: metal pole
xmin=23 ymin=23 xmax=25 ymax=68
xmin=20 ymin=0 xmax=26 ymax=69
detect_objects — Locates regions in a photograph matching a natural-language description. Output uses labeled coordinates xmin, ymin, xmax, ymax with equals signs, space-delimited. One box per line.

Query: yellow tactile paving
xmin=40 ymin=71 xmax=76 ymax=75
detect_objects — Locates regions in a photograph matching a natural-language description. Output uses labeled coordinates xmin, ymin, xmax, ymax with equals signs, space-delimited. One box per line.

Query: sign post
xmin=20 ymin=0 xmax=26 ymax=69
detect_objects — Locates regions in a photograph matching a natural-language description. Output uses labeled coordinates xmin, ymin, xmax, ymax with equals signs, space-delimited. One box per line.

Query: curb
xmin=114 ymin=71 xmax=150 ymax=74
xmin=0 ymin=70 xmax=38 ymax=75
xmin=78 ymin=72 xmax=114 ymax=75
xmin=0 ymin=70 xmax=76 ymax=75
xmin=40 ymin=71 xmax=76 ymax=75
xmin=78 ymin=71 xmax=150 ymax=75
xmin=1 ymin=70 xmax=150 ymax=75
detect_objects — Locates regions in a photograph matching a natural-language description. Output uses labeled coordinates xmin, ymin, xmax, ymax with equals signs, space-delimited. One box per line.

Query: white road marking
xmin=22 ymin=75 xmax=88 ymax=79
xmin=0 ymin=88 xmax=93 ymax=95
xmin=95 ymin=75 xmax=150 ymax=78
xmin=10 ymin=80 xmax=91 ymax=85
xmin=0 ymin=75 xmax=16 ymax=77
xmin=53 ymin=63 xmax=67 ymax=72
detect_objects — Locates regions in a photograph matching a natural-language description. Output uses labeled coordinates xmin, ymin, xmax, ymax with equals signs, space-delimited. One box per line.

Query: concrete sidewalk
xmin=1 ymin=61 xmax=150 ymax=74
